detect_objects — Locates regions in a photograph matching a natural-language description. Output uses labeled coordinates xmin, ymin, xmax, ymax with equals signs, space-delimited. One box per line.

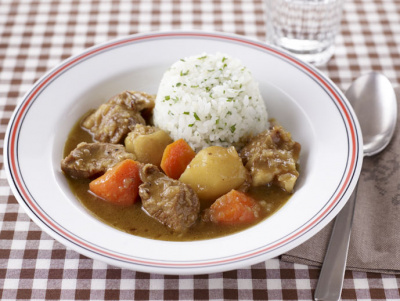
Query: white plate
xmin=4 ymin=31 xmax=363 ymax=275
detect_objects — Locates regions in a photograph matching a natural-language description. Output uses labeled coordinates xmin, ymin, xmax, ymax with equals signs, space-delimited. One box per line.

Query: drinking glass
xmin=265 ymin=0 xmax=344 ymax=66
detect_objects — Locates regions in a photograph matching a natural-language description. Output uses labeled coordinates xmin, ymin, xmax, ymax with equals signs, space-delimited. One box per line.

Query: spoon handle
xmin=314 ymin=183 xmax=359 ymax=301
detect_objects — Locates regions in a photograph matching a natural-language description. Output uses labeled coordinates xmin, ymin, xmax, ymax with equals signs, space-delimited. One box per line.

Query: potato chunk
xmin=125 ymin=125 xmax=173 ymax=166
xmin=179 ymin=146 xmax=247 ymax=202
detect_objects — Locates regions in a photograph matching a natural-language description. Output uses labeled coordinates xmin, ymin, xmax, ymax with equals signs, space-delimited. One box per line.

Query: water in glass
xmin=265 ymin=0 xmax=344 ymax=65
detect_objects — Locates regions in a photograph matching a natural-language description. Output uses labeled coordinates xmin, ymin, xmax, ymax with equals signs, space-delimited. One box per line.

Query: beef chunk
xmin=240 ymin=125 xmax=301 ymax=193
xmin=127 ymin=124 xmax=158 ymax=140
xmin=82 ymin=103 xmax=145 ymax=144
xmin=139 ymin=164 xmax=200 ymax=233
xmin=61 ymin=142 xmax=135 ymax=179
xmin=82 ymin=91 xmax=155 ymax=144
xmin=109 ymin=90 xmax=155 ymax=112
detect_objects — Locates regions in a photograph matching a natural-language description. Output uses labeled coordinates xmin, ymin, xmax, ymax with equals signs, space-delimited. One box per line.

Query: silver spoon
xmin=314 ymin=72 xmax=397 ymax=301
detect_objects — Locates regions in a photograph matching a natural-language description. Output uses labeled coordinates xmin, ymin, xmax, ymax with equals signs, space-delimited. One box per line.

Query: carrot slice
xmin=160 ymin=138 xmax=196 ymax=179
xmin=208 ymin=190 xmax=261 ymax=225
xmin=89 ymin=159 xmax=141 ymax=206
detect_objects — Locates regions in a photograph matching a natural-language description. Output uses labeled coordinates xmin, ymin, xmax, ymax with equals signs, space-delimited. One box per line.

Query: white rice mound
xmin=153 ymin=53 xmax=268 ymax=151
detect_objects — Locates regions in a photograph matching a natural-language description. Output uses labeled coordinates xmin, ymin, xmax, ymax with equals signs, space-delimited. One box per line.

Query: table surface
xmin=1 ymin=0 xmax=400 ymax=300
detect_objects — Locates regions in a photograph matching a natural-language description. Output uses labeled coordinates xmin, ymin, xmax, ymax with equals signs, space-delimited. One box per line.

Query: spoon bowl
xmin=346 ymin=72 xmax=397 ymax=156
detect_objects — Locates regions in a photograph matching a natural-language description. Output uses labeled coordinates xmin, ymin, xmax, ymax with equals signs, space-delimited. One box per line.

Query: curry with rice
xmin=61 ymin=90 xmax=301 ymax=241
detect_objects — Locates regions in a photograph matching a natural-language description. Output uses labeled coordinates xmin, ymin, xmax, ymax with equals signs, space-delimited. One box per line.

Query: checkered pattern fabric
xmin=1 ymin=0 xmax=399 ymax=300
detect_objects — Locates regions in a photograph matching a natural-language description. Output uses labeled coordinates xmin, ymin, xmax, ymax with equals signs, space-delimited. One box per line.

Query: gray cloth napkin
xmin=281 ymin=86 xmax=400 ymax=274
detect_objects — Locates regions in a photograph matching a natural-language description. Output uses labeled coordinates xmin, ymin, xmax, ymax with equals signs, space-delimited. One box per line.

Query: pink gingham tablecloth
xmin=1 ymin=0 xmax=399 ymax=300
